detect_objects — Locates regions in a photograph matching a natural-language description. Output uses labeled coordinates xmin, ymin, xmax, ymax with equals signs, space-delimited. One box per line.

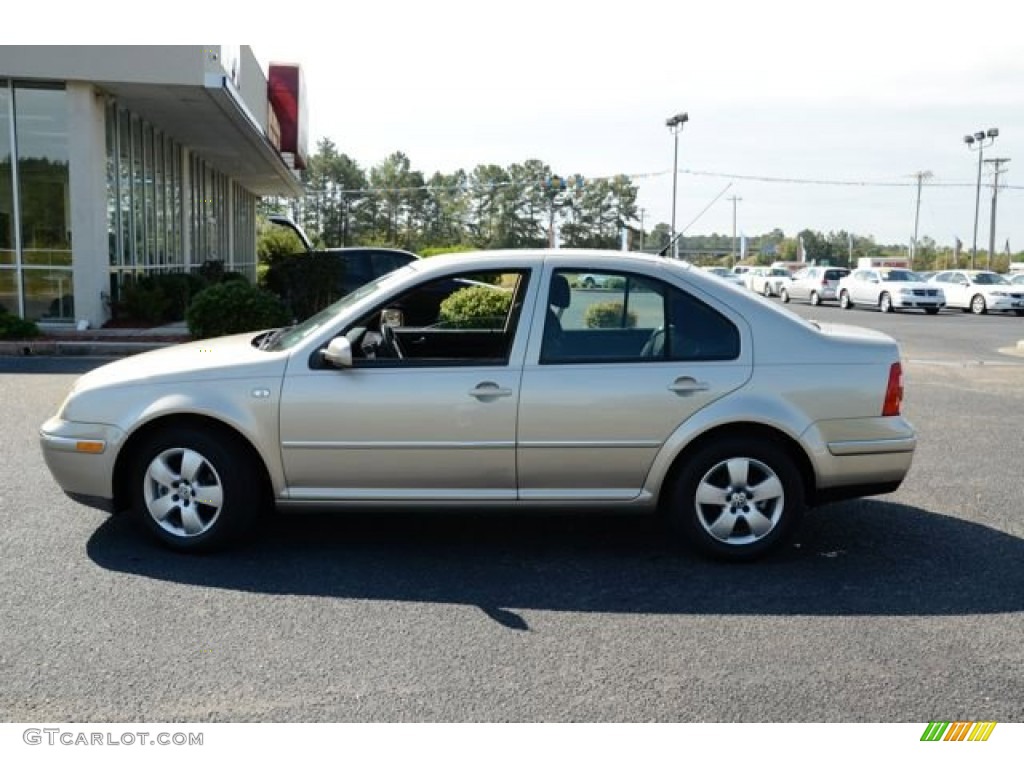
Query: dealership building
xmin=0 ymin=45 xmax=305 ymax=328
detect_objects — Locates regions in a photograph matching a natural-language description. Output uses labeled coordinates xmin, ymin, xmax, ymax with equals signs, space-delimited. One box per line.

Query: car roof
xmin=406 ymin=248 xmax=691 ymax=275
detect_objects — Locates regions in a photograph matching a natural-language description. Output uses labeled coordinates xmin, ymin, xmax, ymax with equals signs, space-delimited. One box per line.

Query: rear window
xmin=825 ymin=269 xmax=849 ymax=280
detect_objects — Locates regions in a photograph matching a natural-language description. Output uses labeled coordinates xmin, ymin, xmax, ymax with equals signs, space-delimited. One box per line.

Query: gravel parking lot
xmin=1 ymin=306 xmax=1022 ymax=722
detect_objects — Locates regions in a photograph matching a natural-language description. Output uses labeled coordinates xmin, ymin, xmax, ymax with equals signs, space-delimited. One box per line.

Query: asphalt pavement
xmin=0 ymin=306 xmax=1021 ymax=722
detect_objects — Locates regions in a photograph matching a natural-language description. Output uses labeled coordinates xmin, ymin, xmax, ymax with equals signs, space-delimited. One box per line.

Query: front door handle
xmin=469 ymin=382 xmax=514 ymax=400
xmin=669 ymin=376 xmax=710 ymax=395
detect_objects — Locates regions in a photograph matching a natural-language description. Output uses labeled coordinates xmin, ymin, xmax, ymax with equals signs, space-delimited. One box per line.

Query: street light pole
xmin=984 ymin=157 xmax=1010 ymax=271
xmin=911 ymin=170 xmax=932 ymax=269
xmin=728 ymin=195 xmax=742 ymax=267
xmin=666 ymin=112 xmax=688 ymax=259
xmin=964 ymin=128 xmax=998 ymax=270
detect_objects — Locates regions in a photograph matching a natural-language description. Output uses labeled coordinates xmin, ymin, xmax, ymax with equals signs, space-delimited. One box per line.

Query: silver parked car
xmin=781 ymin=266 xmax=850 ymax=305
xmin=40 ymin=250 xmax=916 ymax=561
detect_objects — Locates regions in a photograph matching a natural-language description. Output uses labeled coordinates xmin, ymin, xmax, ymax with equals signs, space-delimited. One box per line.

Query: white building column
xmin=67 ymin=83 xmax=108 ymax=329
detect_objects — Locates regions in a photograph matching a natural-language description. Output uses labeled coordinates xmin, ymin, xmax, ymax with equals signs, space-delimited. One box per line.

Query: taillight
xmin=882 ymin=362 xmax=903 ymax=416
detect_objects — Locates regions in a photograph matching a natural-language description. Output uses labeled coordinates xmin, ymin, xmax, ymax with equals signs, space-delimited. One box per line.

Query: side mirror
xmin=322 ymin=337 xmax=353 ymax=368
xmin=381 ymin=308 xmax=404 ymax=328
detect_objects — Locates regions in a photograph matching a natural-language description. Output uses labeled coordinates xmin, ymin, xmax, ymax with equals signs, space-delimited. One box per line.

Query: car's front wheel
xmin=780 ymin=288 xmax=790 ymax=303
xmin=839 ymin=290 xmax=852 ymax=309
xmin=971 ymin=294 xmax=987 ymax=315
xmin=131 ymin=426 xmax=263 ymax=552
xmin=879 ymin=292 xmax=894 ymax=313
xmin=667 ymin=438 xmax=804 ymax=561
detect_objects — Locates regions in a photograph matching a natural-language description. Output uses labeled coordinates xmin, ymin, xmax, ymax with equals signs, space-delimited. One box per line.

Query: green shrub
xmin=439 ymin=285 xmax=513 ymax=329
xmin=0 ymin=305 xmax=40 ymax=339
xmin=263 ymin=253 xmax=346 ymax=320
xmin=186 ymin=281 xmax=289 ymax=339
xmin=584 ymin=301 xmax=637 ymax=329
xmin=117 ymin=272 xmax=207 ymax=325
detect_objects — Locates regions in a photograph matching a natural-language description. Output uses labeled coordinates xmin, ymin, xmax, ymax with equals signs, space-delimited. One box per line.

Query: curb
xmin=0 ymin=340 xmax=180 ymax=357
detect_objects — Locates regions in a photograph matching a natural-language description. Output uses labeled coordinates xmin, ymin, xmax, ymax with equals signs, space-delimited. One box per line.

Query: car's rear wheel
xmin=780 ymin=288 xmax=790 ymax=303
xmin=971 ymin=294 xmax=987 ymax=315
xmin=131 ymin=426 xmax=263 ymax=552
xmin=879 ymin=292 xmax=893 ymax=313
xmin=809 ymin=291 xmax=821 ymax=306
xmin=667 ymin=438 xmax=804 ymax=561
xmin=839 ymin=290 xmax=852 ymax=309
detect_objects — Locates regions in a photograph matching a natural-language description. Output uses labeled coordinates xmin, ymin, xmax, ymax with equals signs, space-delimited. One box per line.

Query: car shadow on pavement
xmin=86 ymin=499 xmax=1024 ymax=626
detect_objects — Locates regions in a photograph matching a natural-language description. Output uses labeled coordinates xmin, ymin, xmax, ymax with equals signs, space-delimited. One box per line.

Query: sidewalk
xmin=0 ymin=322 xmax=191 ymax=357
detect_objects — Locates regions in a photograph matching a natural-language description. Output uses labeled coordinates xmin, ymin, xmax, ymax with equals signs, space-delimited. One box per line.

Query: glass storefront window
xmin=23 ymin=267 xmax=73 ymax=322
xmin=0 ymin=268 xmax=17 ymax=316
xmin=1 ymin=81 xmax=15 ymax=268
xmin=15 ymin=84 xmax=71 ymax=270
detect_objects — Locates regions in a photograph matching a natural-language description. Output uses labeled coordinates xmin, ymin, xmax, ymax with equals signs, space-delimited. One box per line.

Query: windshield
xmin=262 ymin=266 xmax=415 ymax=351
xmin=973 ymin=272 xmax=1008 ymax=285
xmin=880 ymin=269 xmax=915 ymax=282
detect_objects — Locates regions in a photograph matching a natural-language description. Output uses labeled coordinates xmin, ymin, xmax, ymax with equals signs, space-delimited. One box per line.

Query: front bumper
xmin=39 ymin=417 xmax=124 ymax=506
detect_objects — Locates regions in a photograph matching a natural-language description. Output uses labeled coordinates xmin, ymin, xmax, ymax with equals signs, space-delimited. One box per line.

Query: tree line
xmin=258 ymin=138 xmax=1020 ymax=273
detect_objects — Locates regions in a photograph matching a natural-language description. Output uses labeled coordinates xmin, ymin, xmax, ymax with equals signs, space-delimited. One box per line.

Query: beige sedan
xmin=40 ymin=250 xmax=916 ymax=561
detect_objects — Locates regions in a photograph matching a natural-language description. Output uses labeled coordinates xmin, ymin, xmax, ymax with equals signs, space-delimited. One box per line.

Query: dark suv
xmin=267 ymin=214 xmax=419 ymax=296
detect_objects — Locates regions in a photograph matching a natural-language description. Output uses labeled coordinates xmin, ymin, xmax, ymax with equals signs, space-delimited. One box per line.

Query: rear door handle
xmin=669 ymin=376 xmax=710 ymax=395
xmin=469 ymin=382 xmax=514 ymax=400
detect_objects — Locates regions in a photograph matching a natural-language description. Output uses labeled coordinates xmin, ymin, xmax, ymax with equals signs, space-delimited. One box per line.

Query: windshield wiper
xmin=257 ymin=325 xmax=294 ymax=351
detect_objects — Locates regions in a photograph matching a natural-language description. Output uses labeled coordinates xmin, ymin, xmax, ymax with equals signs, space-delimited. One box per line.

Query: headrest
xmin=549 ymin=274 xmax=570 ymax=309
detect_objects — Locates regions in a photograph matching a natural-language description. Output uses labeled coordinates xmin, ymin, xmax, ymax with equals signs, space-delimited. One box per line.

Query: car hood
xmin=72 ymin=332 xmax=287 ymax=393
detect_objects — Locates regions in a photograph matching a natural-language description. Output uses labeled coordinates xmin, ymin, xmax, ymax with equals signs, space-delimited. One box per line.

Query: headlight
xmin=991 ymin=291 xmax=1008 ymax=297
xmin=899 ymin=288 xmax=914 ymax=295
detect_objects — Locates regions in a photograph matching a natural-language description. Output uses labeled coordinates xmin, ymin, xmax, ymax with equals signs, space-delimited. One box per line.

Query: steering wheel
xmin=380 ymin=323 xmax=404 ymax=359
xmin=641 ymin=326 xmax=668 ymax=358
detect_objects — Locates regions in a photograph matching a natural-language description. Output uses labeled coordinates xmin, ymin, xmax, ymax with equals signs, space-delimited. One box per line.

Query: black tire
xmin=780 ymin=288 xmax=790 ymax=303
xmin=809 ymin=291 xmax=821 ymax=306
xmin=970 ymin=294 xmax=987 ymax=315
xmin=762 ymin=282 xmax=771 ymax=297
xmin=839 ymin=290 xmax=853 ymax=310
xmin=924 ymin=307 xmax=941 ymax=315
xmin=666 ymin=437 xmax=804 ymax=561
xmin=1014 ymin=310 xmax=1024 ymax=317
xmin=879 ymin=292 xmax=893 ymax=313
xmin=131 ymin=425 xmax=264 ymax=552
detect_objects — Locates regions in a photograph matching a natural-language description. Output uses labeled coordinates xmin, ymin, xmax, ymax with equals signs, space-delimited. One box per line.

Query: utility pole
xmin=638 ymin=207 xmax=646 ymax=251
xmin=728 ymin=195 xmax=742 ymax=267
xmin=911 ymin=171 xmax=932 ymax=269
xmin=984 ymin=158 xmax=1010 ymax=270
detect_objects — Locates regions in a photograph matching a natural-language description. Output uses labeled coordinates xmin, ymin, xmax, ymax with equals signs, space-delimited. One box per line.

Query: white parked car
xmin=701 ymin=266 xmax=746 ymax=288
xmin=928 ymin=270 xmax=1024 ymax=315
xmin=837 ymin=268 xmax=945 ymax=314
xmin=747 ymin=267 xmax=793 ymax=297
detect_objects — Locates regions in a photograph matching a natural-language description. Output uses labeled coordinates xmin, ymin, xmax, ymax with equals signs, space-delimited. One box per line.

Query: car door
xmin=516 ymin=267 xmax=752 ymax=500
xmin=278 ymin=268 xmax=534 ymax=502
xmin=789 ymin=268 xmax=811 ymax=300
xmin=852 ymin=270 xmax=876 ymax=304
xmin=936 ymin=271 xmax=966 ymax=308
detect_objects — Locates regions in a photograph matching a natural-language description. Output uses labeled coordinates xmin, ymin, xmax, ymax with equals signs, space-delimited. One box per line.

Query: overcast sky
xmin=36 ymin=1 xmax=1024 ymax=252
xmin=249 ymin=0 xmax=1023 ymax=252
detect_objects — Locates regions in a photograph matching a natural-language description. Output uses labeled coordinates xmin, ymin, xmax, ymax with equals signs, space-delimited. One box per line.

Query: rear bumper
xmin=802 ymin=417 xmax=917 ymax=503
